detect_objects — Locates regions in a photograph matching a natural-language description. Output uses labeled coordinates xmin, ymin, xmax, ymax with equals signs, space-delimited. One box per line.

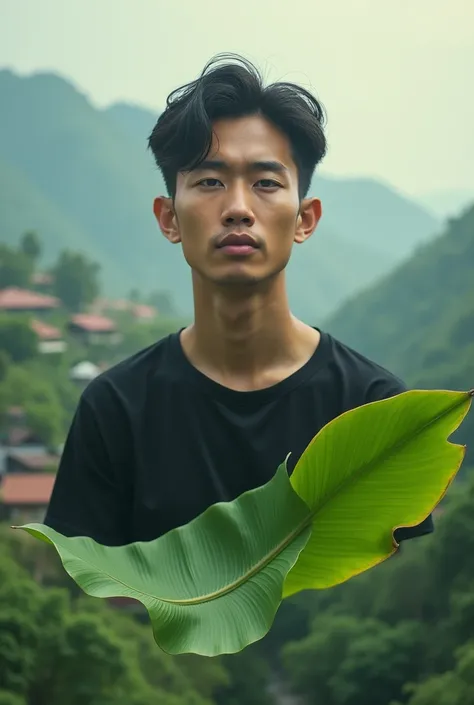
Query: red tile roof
xmin=133 ymin=304 xmax=157 ymax=319
xmin=70 ymin=313 xmax=116 ymax=332
xmin=0 ymin=473 xmax=56 ymax=505
xmin=31 ymin=319 xmax=62 ymax=340
xmin=0 ymin=287 xmax=59 ymax=310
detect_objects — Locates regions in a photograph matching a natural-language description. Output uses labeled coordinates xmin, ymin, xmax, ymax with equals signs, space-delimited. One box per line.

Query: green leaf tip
xmin=283 ymin=387 xmax=472 ymax=597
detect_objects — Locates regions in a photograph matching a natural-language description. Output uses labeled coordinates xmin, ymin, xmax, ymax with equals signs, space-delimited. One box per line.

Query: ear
xmin=153 ymin=197 xmax=181 ymax=244
xmin=294 ymin=198 xmax=322 ymax=244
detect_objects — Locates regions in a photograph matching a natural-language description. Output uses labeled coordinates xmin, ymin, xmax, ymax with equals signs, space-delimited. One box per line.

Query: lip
xmin=217 ymin=232 xmax=259 ymax=249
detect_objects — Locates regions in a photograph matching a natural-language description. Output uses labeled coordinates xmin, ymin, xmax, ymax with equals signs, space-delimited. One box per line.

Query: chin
xmin=192 ymin=260 xmax=287 ymax=289
xmin=213 ymin=265 xmax=285 ymax=288
xmin=214 ymin=273 xmax=263 ymax=287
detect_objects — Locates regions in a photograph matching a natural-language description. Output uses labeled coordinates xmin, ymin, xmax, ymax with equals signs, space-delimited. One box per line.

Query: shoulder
xmin=81 ymin=331 xmax=179 ymax=411
xmin=320 ymin=329 xmax=407 ymax=403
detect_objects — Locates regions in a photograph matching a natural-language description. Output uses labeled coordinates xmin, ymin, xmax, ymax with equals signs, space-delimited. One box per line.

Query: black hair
xmin=148 ymin=53 xmax=327 ymax=199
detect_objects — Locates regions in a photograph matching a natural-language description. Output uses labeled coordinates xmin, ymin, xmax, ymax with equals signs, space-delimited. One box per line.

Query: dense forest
xmin=326 ymin=202 xmax=474 ymax=463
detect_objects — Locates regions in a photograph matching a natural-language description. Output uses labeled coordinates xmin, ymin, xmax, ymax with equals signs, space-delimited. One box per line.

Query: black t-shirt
xmin=44 ymin=329 xmax=433 ymax=546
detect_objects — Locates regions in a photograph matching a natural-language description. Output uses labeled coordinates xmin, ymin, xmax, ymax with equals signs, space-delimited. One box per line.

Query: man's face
xmin=154 ymin=114 xmax=321 ymax=287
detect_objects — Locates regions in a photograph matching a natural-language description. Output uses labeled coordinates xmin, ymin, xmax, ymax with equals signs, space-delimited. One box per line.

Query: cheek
xmin=267 ymin=202 xmax=299 ymax=240
xmin=175 ymin=212 xmax=209 ymax=270
xmin=175 ymin=203 xmax=203 ymax=245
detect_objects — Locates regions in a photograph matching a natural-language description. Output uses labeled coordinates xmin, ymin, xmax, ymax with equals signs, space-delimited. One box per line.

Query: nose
xmin=220 ymin=184 xmax=255 ymax=228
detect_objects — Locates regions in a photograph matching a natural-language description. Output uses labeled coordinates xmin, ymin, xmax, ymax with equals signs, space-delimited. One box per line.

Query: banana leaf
xmin=16 ymin=389 xmax=473 ymax=656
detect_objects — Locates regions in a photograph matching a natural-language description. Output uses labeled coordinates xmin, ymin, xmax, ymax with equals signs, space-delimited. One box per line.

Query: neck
xmin=180 ymin=272 xmax=320 ymax=391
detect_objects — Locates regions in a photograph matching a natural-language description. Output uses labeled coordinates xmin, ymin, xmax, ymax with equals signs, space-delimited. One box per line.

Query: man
xmin=44 ymin=54 xmax=433 ymax=547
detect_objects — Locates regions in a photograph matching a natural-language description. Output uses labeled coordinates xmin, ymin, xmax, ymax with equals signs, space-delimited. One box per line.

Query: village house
xmin=0 ymin=472 xmax=56 ymax=524
xmin=90 ymin=297 xmax=158 ymax=323
xmin=68 ymin=313 xmax=121 ymax=346
xmin=0 ymin=286 xmax=60 ymax=317
xmin=132 ymin=303 xmax=158 ymax=322
xmin=0 ymin=407 xmax=58 ymax=476
xmin=69 ymin=360 xmax=100 ymax=389
xmin=31 ymin=318 xmax=67 ymax=354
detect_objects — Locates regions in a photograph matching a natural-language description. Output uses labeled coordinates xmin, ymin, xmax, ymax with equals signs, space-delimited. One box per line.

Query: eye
xmin=197 ymin=178 xmax=223 ymax=188
xmin=256 ymin=179 xmax=282 ymax=189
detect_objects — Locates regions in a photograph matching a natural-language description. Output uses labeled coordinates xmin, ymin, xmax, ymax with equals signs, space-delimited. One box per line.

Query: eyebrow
xmin=192 ymin=159 xmax=289 ymax=174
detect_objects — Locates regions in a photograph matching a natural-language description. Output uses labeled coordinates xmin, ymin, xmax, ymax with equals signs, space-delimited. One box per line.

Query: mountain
xmin=105 ymin=102 xmax=157 ymax=146
xmin=325 ymin=204 xmax=474 ymax=457
xmin=310 ymin=174 xmax=439 ymax=258
xmin=0 ymin=69 xmax=439 ymax=320
xmin=0 ymin=69 xmax=192 ymax=310
xmin=107 ymin=102 xmax=440 ymax=262
xmin=417 ymin=188 xmax=474 ymax=219
xmin=0 ymin=153 xmax=92 ymax=256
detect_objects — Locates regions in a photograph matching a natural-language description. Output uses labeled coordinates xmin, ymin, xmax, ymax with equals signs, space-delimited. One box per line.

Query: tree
xmin=0 ymin=364 xmax=66 ymax=448
xmin=0 ymin=316 xmax=37 ymax=363
xmin=283 ymin=613 xmax=424 ymax=705
xmin=129 ymin=288 xmax=141 ymax=303
xmin=147 ymin=290 xmax=177 ymax=317
xmin=0 ymin=692 xmax=27 ymax=705
xmin=0 ymin=350 xmax=10 ymax=383
xmin=214 ymin=646 xmax=272 ymax=705
xmin=0 ymin=245 xmax=34 ymax=289
xmin=20 ymin=231 xmax=42 ymax=262
xmin=0 ymin=567 xmax=40 ymax=701
xmin=24 ymin=397 xmax=64 ymax=450
xmin=51 ymin=250 xmax=100 ymax=312
xmin=45 ymin=613 xmax=129 ymax=705
xmin=396 ymin=642 xmax=474 ymax=705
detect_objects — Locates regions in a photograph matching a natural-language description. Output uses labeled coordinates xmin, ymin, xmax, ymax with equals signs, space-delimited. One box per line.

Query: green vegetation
xmin=0 ymin=232 xmax=41 ymax=290
xmin=0 ymin=317 xmax=38 ymax=364
xmin=19 ymin=390 xmax=472 ymax=656
xmin=0 ymin=360 xmax=78 ymax=450
xmin=50 ymin=251 xmax=100 ymax=312
xmin=326 ymin=202 xmax=474 ymax=462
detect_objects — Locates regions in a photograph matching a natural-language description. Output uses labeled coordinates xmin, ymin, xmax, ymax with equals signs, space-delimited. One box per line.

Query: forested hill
xmin=325 ymin=202 xmax=474 ymax=456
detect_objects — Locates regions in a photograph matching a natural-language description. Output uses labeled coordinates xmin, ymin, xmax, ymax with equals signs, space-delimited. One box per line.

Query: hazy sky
xmin=1 ymin=0 xmax=473 ymax=198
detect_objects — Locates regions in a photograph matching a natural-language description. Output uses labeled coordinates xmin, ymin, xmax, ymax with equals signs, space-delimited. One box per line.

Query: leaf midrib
xmin=300 ymin=390 xmax=472 ymax=525
xmin=51 ymin=517 xmax=312 ymax=607
xmin=41 ymin=390 xmax=473 ymax=608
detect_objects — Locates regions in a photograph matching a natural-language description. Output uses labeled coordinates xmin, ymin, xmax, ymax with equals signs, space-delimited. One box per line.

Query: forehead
xmin=204 ymin=114 xmax=296 ymax=170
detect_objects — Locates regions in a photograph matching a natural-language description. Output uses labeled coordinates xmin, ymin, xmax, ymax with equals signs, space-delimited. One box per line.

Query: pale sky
xmin=1 ymin=0 xmax=473 ymax=198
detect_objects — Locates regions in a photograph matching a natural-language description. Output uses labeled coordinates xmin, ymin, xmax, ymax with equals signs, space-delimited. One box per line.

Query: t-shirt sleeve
xmin=365 ymin=373 xmax=435 ymax=544
xmin=44 ymin=391 xmax=131 ymax=546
